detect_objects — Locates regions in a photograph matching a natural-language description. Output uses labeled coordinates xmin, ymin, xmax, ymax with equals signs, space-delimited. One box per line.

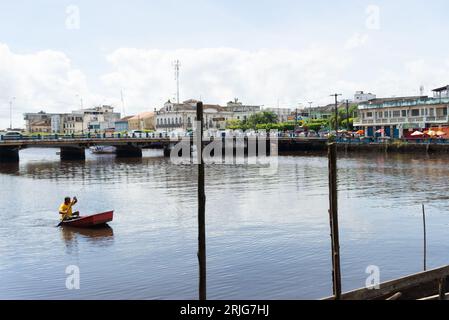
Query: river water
xmin=1 ymin=148 xmax=449 ymax=300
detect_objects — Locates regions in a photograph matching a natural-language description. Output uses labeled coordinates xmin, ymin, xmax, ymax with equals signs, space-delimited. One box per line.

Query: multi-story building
xmin=354 ymin=87 xmax=449 ymax=138
xmin=75 ymin=105 xmax=121 ymax=133
xmin=307 ymin=104 xmax=338 ymax=120
xmin=155 ymin=99 xmax=261 ymax=131
xmin=128 ymin=112 xmax=156 ymax=131
xmin=354 ymin=91 xmax=376 ymax=103
xmin=24 ymin=111 xmax=56 ymax=133
xmin=263 ymin=107 xmax=293 ymax=122
xmin=115 ymin=116 xmax=134 ymax=132
xmin=63 ymin=113 xmax=84 ymax=135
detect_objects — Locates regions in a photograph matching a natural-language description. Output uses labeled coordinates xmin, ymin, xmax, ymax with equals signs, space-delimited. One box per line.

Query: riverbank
xmin=279 ymin=140 xmax=449 ymax=154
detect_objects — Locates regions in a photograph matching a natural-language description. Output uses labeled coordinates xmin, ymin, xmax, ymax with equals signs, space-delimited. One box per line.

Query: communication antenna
xmin=173 ymin=60 xmax=181 ymax=104
xmin=420 ymin=85 xmax=425 ymax=96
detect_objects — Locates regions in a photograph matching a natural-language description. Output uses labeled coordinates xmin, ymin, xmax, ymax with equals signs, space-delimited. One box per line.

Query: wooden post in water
xmin=328 ymin=143 xmax=342 ymax=299
xmin=423 ymin=204 xmax=427 ymax=272
xmin=197 ymin=102 xmax=207 ymax=300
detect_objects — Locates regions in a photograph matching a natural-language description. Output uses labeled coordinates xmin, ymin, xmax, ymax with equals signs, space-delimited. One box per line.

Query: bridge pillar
xmin=163 ymin=145 xmax=172 ymax=157
xmin=60 ymin=147 xmax=86 ymax=161
xmin=116 ymin=145 xmax=143 ymax=158
xmin=0 ymin=147 xmax=19 ymax=163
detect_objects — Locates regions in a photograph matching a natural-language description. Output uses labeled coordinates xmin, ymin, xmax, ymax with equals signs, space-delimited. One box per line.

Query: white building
xmin=433 ymin=85 xmax=449 ymax=99
xmin=354 ymin=91 xmax=376 ymax=103
xmin=155 ymin=99 xmax=261 ymax=131
xmin=263 ymin=107 xmax=293 ymax=122
xmin=73 ymin=105 xmax=121 ymax=133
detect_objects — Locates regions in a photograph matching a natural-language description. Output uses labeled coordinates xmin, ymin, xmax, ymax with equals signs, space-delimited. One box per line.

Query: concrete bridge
xmin=0 ymin=135 xmax=329 ymax=162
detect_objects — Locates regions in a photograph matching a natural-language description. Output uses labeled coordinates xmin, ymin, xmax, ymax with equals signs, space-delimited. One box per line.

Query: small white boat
xmin=89 ymin=146 xmax=116 ymax=154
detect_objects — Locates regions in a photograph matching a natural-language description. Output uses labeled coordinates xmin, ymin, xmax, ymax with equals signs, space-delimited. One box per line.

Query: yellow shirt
xmin=59 ymin=203 xmax=73 ymax=221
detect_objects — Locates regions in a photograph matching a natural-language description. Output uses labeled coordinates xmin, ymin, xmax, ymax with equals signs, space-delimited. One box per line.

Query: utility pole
xmin=174 ymin=60 xmax=181 ymax=104
xmin=295 ymin=107 xmax=299 ymax=133
xmin=308 ymin=101 xmax=313 ymax=119
xmin=346 ymin=100 xmax=350 ymax=131
xmin=330 ymin=94 xmax=342 ymax=133
xmin=120 ymin=90 xmax=126 ymax=117
xmin=9 ymin=97 xmax=16 ymax=130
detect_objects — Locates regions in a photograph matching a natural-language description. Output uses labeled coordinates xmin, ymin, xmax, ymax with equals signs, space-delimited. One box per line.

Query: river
xmin=1 ymin=148 xmax=449 ymax=299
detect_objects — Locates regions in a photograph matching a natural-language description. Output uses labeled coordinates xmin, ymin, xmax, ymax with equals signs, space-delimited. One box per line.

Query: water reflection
xmin=0 ymin=162 xmax=19 ymax=175
xmin=5 ymin=148 xmax=449 ymax=299
xmin=60 ymin=225 xmax=114 ymax=254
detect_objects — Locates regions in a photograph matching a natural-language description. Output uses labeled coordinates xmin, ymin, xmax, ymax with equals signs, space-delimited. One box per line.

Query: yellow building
xmin=128 ymin=112 xmax=155 ymax=131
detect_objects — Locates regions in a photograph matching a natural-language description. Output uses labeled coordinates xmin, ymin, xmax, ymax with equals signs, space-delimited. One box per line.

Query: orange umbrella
xmin=411 ymin=131 xmax=424 ymax=136
xmin=437 ymin=131 xmax=446 ymax=137
xmin=427 ymin=130 xmax=437 ymax=137
xmin=356 ymin=130 xmax=365 ymax=135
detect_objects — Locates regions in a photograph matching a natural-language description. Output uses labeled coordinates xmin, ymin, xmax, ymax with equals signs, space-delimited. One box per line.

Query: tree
xmin=247 ymin=111 xmax=278 ymax=129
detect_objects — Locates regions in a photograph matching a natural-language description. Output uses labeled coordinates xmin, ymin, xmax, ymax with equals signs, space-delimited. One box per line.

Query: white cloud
xmin=0 ymin=43 xmax=93 ymax=129
xmin=101 ymin=47 xmax=351 ymax=111
xmin=1 ymin=43 xmax=449 ymax=130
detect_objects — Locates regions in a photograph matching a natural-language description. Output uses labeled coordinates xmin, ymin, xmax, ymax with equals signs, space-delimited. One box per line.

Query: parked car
xmin=1 ymin=131 xmax=23 ymax=140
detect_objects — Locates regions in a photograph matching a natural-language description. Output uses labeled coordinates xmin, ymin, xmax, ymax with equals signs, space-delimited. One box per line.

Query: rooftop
xmin=359 ymin=96 xmax=449 ymax=110
xmin=433 ymin=85 xmax=449 ymax=92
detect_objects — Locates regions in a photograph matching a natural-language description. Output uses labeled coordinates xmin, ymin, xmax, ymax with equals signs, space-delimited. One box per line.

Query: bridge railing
xmin=0 ymin=132 xmax=174 ymax=142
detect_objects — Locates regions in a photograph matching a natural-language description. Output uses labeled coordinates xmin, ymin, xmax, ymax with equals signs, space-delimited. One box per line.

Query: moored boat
xmin=58 ymin=211 xmax=114 ymax=228
xmin=89 ymin=146 xmax=116 ymax=154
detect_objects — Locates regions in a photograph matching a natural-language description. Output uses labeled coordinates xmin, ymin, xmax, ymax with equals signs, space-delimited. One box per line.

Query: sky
xmin=1 ymin=0 xmax=449 ymax=129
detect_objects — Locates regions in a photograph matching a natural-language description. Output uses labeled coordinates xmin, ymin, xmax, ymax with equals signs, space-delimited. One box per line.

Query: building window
xmin=393 ymin=111 xmax=400 ymax=117
xmin=411 ymin=109 xmax=420 ymax=117
xmin=402 ymin=110 xmax=407 ymax=117
xmin=366 ymin=112 xmax=373 ymax=118
xmin=384 ymin=111 xmax=388 ymax=118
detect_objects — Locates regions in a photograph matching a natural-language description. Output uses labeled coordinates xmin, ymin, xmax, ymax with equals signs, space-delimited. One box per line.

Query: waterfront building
xmin=114 ymin=116 xmax=134 ymax=132
xmin=354 ymin=87 xmax=449 ymax=138
xmin=75 ymin=105 xmax=121 ymax=133
xmin=24 ymin=111 xmax=58 ymax=133
xmin=155 ymin=99 xmax=261 ymax=131
xmin=263 ymin=107 xmax=293 ymax=122
xmin=354 ymin=91 xmax=376 ymax=103
xmin=63 ymin=113 xmax=84 ymax=135
xmin=128 ymin=112 xmax=156 ymax=131
xmin=24 ymin=105 xmax=121 ymax=134
xmin=433 ymin=85 xmax=449 ymax=99
xmin=307 ymin=104 xmax=338 ymax=120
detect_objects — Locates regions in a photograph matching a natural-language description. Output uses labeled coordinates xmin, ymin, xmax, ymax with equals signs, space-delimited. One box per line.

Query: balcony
xmin=359 ymin=97 xmax=449 ymax=110
xmin=353 ymin=116 xmax=449 ymax=127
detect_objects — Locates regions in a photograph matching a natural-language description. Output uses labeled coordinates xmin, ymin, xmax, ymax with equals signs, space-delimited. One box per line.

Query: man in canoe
xmin=59 ymin=197 xmax=80 ymax=221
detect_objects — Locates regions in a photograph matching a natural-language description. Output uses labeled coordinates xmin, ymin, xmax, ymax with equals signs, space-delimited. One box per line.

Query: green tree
xmin=247 ymin=111 xmax=278 ymax=129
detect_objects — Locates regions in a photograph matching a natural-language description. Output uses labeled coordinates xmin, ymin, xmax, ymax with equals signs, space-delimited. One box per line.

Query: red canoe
xmin=59 ymin=211 xmax=114 ymax=228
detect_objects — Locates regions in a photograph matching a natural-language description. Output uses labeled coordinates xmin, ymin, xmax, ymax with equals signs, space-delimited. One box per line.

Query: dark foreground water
xmin=1 ymin=148 xmax=449 ymax=300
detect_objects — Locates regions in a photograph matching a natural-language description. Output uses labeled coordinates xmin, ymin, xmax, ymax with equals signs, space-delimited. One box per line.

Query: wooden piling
xmin=439 ymin=277 xmax=447 ymax=300
xmin=197 ymin=102 xmax=207 ymax=300
xmin=328 ymin=143 xmax=342 ymax=300
xmin=423 ymin=204 xmax=427 ymax=272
